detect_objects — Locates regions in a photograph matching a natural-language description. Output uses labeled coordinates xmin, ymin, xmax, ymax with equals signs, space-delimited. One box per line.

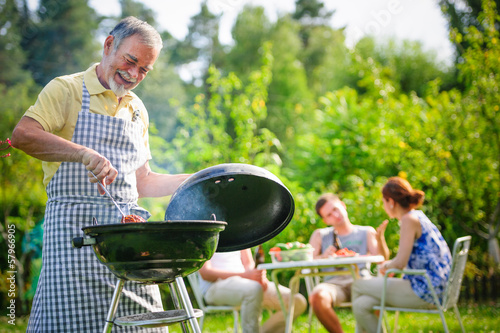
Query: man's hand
xmin=81 ymin=149 xmax=118 ymax=195
xmin=242 ymin=269 xmax=269 ymax=291
xmin=322 ymin=245 xmax=338 ymax=258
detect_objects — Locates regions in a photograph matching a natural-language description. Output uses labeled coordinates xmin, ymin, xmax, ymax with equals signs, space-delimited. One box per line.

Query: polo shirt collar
xmin=84 ymin=63 xmax=133 ymax=100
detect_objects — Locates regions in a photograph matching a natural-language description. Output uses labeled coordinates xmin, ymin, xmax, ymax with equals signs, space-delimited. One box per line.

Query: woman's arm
xmin=375 ymin=220 xmax=390 ymax=259
xmin=366 ymin=224 xmax=389 ymax=259
xmin=380 ymin=214 xmax=421 ymax=273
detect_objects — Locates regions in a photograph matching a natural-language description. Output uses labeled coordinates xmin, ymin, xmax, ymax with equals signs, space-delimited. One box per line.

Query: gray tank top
xmin=319 ymin=225 xmax=371 ymax=274
xmin=320 ymin=225 xmax=369 ymax=254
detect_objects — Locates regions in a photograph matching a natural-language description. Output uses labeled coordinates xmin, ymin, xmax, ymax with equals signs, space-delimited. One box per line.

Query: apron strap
xmin=81 ymin=80 xmax=90 ymax=113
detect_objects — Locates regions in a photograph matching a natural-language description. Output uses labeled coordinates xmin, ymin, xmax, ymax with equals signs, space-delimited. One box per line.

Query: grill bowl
xmin=76 ymin=220 xmax=226 ymax=283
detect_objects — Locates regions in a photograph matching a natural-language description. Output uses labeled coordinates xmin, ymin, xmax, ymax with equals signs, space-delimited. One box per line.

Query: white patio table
xmin=257 ymin=255 xmax=385 ymax=333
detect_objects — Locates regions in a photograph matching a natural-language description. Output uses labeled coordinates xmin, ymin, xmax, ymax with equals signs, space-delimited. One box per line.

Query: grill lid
xmin=165 ymin=163 xmax=295 ymax=252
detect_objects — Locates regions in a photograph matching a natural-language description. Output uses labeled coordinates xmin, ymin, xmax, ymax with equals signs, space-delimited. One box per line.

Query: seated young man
xmin=308 ymin=193 xmax=389 ymax=333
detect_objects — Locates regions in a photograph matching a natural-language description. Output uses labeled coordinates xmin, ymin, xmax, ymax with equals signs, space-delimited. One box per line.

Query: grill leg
xmin=169 ymin=281 xmax=189 ymax=333
xmin=175 ymin=276 xmax=201 ymax=333
xmin=103 ymin=279 xmax=125 ymax=333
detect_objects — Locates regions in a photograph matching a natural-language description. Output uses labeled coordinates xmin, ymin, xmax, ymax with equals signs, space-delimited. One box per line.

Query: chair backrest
xmin=442 ymin=235 xmax=471 ymax=309
xmin=187 ymin=272 xmax=208 ymax=311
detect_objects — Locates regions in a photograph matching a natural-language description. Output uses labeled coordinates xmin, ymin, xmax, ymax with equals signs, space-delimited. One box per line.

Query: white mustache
xmin=117 ymin=69 xmax=137 ymax=83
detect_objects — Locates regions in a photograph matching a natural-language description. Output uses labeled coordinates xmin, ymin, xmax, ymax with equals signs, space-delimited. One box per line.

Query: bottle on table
xmin=332 ymin=229 xmax=343 ymax=250
xmin=254 ymin=244 xmax=265 ymax=266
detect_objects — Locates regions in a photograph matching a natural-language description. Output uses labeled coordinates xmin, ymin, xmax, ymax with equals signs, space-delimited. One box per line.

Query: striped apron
xmin=27 ymin=80 xmax=167 ymax=332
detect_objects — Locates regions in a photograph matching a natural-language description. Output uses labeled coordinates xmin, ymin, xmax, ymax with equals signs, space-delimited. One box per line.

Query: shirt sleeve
xmin=24 ymin=77 xmax=76 ymax=134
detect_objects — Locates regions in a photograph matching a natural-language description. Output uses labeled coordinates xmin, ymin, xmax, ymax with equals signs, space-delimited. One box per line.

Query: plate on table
xmin=335 ymin=248 xmax=358 ymax=257
xmin=335 ymin=253 xmax=359 ymax=257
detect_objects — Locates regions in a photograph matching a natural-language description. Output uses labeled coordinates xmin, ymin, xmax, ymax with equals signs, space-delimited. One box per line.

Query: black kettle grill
xmin=73 ymin=163 xmax=295 ymax=332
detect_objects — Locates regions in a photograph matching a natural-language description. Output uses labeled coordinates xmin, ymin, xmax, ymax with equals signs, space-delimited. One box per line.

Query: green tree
xmin=355 ymin=37 xmax=455 ymax=96
xmin=119 ymin=0 xmax=156 ymax=24
xmin=439 ymin=0 xmax=500 ymax=57
xmin=292 ymin=0 xmax=353 ymax=97
xmin=284 ymin=0 xmax=500 ymax=265
xmin=0 ymin=0 xmax=45 ymax=313
xmin=133 ymin=51 xmax=187 ymax=141
xmin=301 ymin=25 xmax=352 ymax=95
xmin=265 ymin=15 xmax=314 ymax=154
xmin=439 ymin=0 xmax=500 ymax=89
xmin=153 ymin=43 xmax=276 ymax=174
xmin=225 ymin=5 xmax=271 ymax=80
xmin=0 ymin=81 xmax=45 ymax=314
xmin=22 ymin=0 xmax=100 ymax=85
xmin=282 ymin=48 xmax=405 ymax=245
xmin=425 ymin=0 xmax=500 ymax=263
xmin=0 ymin=0 xmax=31 ymax=85
xmin=292 ymin=0 xmax=335 ymax=47
xmin=142 ymin=44 xmax=281 ymax=220
xmin=169 ymin=1 xmax=223 ymax=86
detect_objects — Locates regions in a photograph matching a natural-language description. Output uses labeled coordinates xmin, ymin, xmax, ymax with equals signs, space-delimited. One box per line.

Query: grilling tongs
xmin=89 ymin=170 xmax=126 ymax=218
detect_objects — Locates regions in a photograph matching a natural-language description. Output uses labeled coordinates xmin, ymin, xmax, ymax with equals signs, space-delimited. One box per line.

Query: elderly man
xmin=12 ymin=17 xmax=189 ymax=332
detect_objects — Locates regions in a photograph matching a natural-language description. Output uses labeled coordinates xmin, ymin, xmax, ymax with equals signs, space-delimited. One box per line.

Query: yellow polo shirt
xmin=25 ymin=63 xmax=151 ymax=187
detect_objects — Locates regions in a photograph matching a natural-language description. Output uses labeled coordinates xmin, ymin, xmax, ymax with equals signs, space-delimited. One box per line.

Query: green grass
xmin=2 ymin=304 xmax=498 ymax=333
xmin=187 ymin=304 xmax=500 ymax=333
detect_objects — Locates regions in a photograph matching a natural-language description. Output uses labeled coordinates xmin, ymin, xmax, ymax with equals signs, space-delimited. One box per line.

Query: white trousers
xmin=351 ymin=277 xmax=435 ymax=333
xmin=204 ymin=276 xmax=307 ymax=333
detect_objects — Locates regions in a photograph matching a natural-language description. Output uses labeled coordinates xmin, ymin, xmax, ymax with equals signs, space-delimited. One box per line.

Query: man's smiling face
xmin=318 ymin=198 xmax=349 ymax=227
xmin=99 ymin=34 xmax=159 ymax=97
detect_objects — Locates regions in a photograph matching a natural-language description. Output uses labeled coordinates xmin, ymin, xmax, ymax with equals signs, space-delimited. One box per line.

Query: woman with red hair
xmin=351 ymin=177 xmax=452 ymax=333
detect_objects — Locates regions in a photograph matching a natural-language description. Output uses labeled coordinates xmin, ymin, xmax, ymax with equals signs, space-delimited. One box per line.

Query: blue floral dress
xmin=404 ymin=210 xmax=452 ymax=304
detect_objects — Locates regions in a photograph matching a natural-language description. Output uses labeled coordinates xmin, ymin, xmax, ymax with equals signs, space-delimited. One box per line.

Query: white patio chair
xmin=186 ymin=272 xmax=241 ymax=332
xmin=374 ymin=235 xmax=471 ymax=333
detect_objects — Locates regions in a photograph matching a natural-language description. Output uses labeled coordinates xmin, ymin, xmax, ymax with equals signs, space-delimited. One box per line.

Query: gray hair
xmin=109 ymin=16 xmax=163 ymax=51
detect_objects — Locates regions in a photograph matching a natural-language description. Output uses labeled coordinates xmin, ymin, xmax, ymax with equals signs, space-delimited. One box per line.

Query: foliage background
xmin=1 ymin=0 xmax=499 ymax=316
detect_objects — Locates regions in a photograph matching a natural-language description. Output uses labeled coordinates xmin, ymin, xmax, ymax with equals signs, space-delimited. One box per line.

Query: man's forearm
xmin=11 ymin=116 xmax=87 ymax=163
xmin=12 ymin=116 xmax=118 ymax=185
xmin=136 ymin=166 xmax=191 ymax=198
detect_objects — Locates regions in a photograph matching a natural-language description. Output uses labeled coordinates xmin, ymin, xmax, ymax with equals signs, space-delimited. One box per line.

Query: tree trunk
xmin=488 ymin=235 xmax=500 ymax=266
